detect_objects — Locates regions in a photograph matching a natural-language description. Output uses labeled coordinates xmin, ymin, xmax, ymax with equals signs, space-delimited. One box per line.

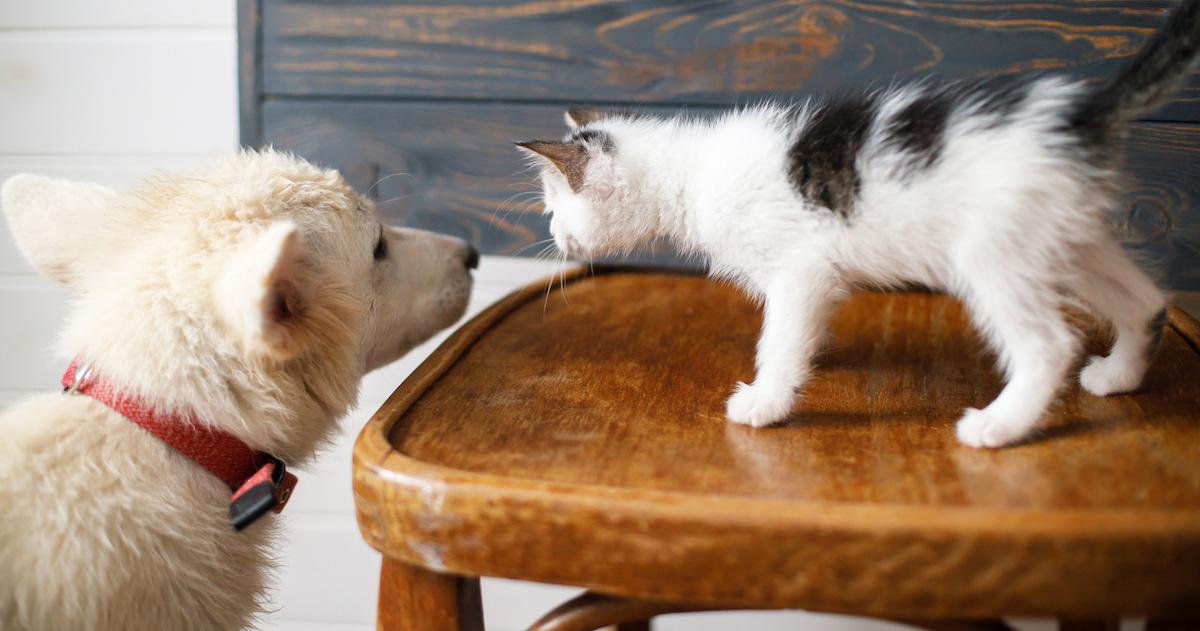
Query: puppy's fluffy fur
xmin=0 ymin=150 xmax=475 ymax=630
xmin=520 ymin=1 xmax=1200 ymax=448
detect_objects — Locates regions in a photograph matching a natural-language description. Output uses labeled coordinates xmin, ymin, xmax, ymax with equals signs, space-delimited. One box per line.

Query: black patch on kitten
xmin=883 ymin=92 xmax=953 ymax=172
xmin=967 ymin=77 xmax=1030 ymax=121
xmin=877 ymin=78 xmax=1031 ymax=179
xmin=570 ymin=128 xmax=615 ymax=152
xmin=788 ymin=95 xmax=878 ymax=216
xmin=1146 ymin=307 xmax=1168 ymax=362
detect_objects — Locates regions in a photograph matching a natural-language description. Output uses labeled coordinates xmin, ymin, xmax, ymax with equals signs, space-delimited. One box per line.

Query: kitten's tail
xmin=1079 ymin=0 xmax=1200 ymax=127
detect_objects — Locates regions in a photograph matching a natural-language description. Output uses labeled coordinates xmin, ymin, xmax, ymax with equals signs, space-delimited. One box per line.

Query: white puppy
xmin=0 ymin=150 xmax=476 ymax=631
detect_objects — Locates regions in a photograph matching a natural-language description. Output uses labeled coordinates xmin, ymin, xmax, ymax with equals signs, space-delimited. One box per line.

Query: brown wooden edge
xmin=1169 ymin=305 xmax=1200 ymax=356
xmin=237 ymin=0 xmax=263 ymax=148
xmin=352 ymin=267 xmax=1200 ymax=618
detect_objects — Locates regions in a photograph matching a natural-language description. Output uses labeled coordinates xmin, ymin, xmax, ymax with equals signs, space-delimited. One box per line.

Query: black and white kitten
xmin=518 ymin=1 xmax=1199 ymax=448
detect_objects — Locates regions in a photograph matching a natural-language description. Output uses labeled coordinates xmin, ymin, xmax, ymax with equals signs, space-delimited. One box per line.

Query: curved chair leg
xmin=529 ymin=592 xmax=717 ymax=631
xmin=377 ymin=557 xmax=483 ymax=631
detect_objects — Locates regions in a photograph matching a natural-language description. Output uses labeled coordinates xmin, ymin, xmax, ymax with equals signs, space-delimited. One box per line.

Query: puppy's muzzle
xmin=464 ymin=243 xmax=480 ymax=270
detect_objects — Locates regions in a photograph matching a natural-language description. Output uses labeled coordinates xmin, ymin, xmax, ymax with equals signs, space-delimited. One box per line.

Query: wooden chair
xmin=352 ymin=268 xmax=1200 ymax=631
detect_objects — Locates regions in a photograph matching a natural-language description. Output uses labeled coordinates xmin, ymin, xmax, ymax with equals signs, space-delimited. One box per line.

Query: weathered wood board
xmin=261 ymin=1 xmax=1200 ymax=121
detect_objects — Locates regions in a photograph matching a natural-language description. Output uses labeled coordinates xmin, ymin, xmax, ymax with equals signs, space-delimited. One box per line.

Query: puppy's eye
xmin=373 ymin=233 xmax=388 ymax=261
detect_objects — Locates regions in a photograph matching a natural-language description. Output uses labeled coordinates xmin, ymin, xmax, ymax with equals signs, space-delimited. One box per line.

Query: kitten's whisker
xmin=490 ymin=191 xmax=543 ymax=225
xmin=510 ymin=238 xmax=555 ymax=257
xmin=542 ymin=261 xmax=557 ymax=320
xmin=367 ymin=172 xmax=411 ymax=196
xmin=490 ymin=192 xmax=533 ymax=225
xmin=558 ymin=253 xmax=572 ymax=308
xmin=533 ymin=243 xmax=558 ymax=262
xmin=377 ymin=192 xmax=424 ymax=207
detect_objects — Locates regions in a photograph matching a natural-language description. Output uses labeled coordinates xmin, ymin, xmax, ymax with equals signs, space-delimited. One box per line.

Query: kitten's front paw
xmin=726 ymin=381 xmax=794 ymax=428
xmin=955 ymin=408 xmax=1025 ymax=449
xmin=1079 ymin=355 xmax=1143 ymax=397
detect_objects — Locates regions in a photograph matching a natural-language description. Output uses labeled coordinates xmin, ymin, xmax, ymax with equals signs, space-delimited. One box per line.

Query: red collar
xmin=62 ymin=358 xmax=297 ymax=530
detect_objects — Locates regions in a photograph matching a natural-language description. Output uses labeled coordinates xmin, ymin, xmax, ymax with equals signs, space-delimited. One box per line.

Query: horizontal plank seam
xmin=0 ymin=151 xmax=227 ymax=159
xmin=0 ymin=25 xmax=233 ymax=33
xmin=257 ymin=93 xmax=1200 ymax=126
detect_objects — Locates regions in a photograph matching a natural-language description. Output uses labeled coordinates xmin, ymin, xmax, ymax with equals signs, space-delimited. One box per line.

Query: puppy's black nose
xmin=464 ymin=244 xmax=480 ymax=270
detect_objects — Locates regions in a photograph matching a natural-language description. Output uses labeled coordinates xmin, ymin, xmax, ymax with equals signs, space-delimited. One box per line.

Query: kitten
xmin=516 ymin=1 xmax=1200 ymax=448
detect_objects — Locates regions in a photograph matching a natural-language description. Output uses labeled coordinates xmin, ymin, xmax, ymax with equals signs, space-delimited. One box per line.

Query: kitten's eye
xmin=373 ymin=232 xmax=388 ymax=261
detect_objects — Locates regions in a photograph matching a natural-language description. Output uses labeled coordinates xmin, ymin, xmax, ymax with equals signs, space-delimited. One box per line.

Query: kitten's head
xmin=517 ymin=107 xmax=651 ymax=259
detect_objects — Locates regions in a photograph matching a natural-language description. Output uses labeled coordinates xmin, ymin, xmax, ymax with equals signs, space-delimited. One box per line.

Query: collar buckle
xmin=229 ymin=454 xmax=299 ymax=531
xmin=63 ymin=363 xmax=93 ymax=395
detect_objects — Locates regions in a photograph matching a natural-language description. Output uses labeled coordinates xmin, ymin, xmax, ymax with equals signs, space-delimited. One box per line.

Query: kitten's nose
xmin=464 ymin=244 xmax=480 ymax=270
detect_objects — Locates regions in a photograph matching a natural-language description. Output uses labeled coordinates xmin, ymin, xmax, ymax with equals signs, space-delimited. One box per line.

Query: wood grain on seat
xmin=353 ymin=268 xmax=1200 ymax=619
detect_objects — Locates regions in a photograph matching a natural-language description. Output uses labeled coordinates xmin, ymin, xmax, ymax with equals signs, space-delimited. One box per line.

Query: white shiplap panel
xmin=0 ymin=1 xmax=235 ymax=30
xmin=267 ymin=513 xmax=378 ymax=626
xmin=0 ymin=155 xmax=226 ymax=190
xmin=0 ymin=277 xmax=70 ymax=391
xmin=0 ymin=216 xmax=34 ymax=277
xmin=266 ymin=521 xmax=577 ymax=631
xmin=481 ymin=579 xmax=582 ymax=631
xmin=473 ymin=255 xmax=575 ymax=287
xmin=0 ymin=30 xmax=236 ymax=155
xmin=0 ymin=390 xmax=37 ymax=409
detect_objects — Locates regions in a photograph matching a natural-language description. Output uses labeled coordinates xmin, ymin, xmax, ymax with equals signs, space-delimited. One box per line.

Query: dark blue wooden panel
xmin=261 ymin=0 xmax=1200 ymax=122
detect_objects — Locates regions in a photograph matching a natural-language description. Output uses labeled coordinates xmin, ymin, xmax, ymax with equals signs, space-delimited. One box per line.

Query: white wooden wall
xmin=0 ymin=3 xmax=1136 ymax=631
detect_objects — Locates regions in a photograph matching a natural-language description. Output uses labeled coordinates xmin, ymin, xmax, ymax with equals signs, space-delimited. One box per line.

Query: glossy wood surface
xmin=354 ymin=269 xmax=1200 ymax=618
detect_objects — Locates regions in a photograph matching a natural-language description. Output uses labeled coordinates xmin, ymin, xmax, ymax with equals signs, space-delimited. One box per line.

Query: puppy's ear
xmin=564 ymin=106 xmax=607 ymax=129
xmin=516 ymin=140 xmax=590 ymax=192
xmin=216 ymin=221 xmax=309 ymax=361
xmin=1 ymin=174 xmax=117 ymax=287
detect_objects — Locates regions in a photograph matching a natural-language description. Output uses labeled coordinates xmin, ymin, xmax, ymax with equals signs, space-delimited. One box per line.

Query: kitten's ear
xmin=516 ymin=140 xmax=589 ymax=192
xmin=564 ymin=107 xmax=607 ymax=129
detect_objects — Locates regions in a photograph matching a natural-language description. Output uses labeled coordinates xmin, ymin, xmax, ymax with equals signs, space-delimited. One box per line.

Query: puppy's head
xmin=1 ymin=150 xmax=475 ymax=459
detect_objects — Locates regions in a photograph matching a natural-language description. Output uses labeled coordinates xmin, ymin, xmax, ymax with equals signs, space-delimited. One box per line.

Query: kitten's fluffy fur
xmin=520 ymin=1 xmax=1200 ymax=447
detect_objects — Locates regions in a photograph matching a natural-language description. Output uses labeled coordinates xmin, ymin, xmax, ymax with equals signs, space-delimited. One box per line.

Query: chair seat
xmin=353 ymin=268 xmax=1200 ymax=619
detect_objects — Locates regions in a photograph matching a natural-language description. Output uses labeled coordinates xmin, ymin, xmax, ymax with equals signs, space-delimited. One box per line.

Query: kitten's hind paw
xmin=726 ymin=381 xmax=794 ymax=428
xmin=955 ymin=407 xmax=1028 ymax=448
xmin=1079 ymin=355 xmax=1144 ymax=397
